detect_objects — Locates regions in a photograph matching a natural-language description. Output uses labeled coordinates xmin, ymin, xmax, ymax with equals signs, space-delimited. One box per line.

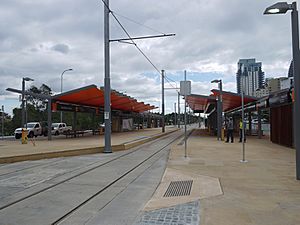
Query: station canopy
xmin=186 ymin=94 xmax=216 ymax=113
xmin=52 ymin=85 xmax=157 ymax=113
xmin=211 ymin=89 xmax=257 ymax=112
xmin=186 ymin=89 xmax=257 ymax=114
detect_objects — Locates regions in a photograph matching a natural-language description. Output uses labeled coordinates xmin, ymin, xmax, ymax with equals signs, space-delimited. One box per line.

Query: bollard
xmin=21 ymin=128 xmax=28 ymax=144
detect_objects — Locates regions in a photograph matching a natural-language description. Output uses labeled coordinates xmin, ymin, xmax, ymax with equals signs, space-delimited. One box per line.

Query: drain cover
xmin=163 ymin=180 xmax=193 ymax=197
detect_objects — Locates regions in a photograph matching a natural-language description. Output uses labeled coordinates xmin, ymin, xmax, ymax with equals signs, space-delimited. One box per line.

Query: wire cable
xmin=113 ymin=12 xmax=166 ymax=35
xmin=101 ymin=0 xmax=179 ymax=94
xmin=101 ymin=0 xmax=161 ymax=73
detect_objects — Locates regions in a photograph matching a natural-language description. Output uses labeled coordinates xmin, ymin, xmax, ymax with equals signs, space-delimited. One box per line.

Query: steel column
xmin=21 ymin=79 xmax=25 ymax=128
xmin=174 ymin=102 xmax=177 ymax=127
xmin=47 ymin=99 xmax=52 ymax=140
xmin=258 ymin=109 xmax=262 ymax=139
xmin=178 ymin=92 xmax=180 ymax=128
xmin=184 ymin=70 xmax=187 ymax=158
xmin=161 ymin=70 xmax=165 ymax=133
xmin=104 ymin=0 xmax=112 ymax=153
xmin=291 ymin=2 xmax=300 ymax=179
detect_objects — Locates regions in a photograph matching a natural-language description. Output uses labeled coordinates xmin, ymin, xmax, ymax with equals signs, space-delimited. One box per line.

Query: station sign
xmin=269 ymin=90 xmax=292 ymax=107
xmin=180 ymin=81 xmax=191 ymax=96
xmin=54 ymin=103 xmax=97 ymax=113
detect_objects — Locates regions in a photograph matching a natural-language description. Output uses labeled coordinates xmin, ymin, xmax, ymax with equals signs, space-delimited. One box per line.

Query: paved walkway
xmin=135 ymin=129 xmax=300 ymax=225
xmin=0 ymin=127 xmax=177 ymax=163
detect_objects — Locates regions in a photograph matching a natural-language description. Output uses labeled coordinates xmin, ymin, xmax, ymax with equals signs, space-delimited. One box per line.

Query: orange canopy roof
xmin=186 ymin=90 xmax=257 ymax=114
xmin=211 ymin=89 xmax=257 ymax=112
xmin=186 ymin=94 xmax=216 ymax=112
xmin=52 ymin=85 xmax=157 ymax=113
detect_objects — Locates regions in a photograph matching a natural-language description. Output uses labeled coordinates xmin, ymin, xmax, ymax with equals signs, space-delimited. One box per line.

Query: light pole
xmin=21 ymin=77 xmax=34 ymax=128
xmin=60 ymin=68 xmax=73 ymax=123
xmin=264 ymin=1 xmax=300 ymax=180
xmin=211 ymin=79 xmax=223 ymax=140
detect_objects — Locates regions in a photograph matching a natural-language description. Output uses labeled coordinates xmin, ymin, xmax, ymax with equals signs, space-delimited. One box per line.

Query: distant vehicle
xmin=14 ymin=122 xmax=43 ymax=139
xmin=40 ymin=121 xmax=49 ymax=136
xmin=51 ymin=123 xmax=72 ymax=135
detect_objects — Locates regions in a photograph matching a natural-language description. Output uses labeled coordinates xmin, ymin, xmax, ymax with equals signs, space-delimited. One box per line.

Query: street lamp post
xmin=264 ymin=1 xmax=300 ymax=180
xmin=211 ymin=79 xmax=223 ymax=141
xmin=60 ymin=68 xmax=73 ymax=123
xmin=21 ymin=77 xmax=34 ymax=128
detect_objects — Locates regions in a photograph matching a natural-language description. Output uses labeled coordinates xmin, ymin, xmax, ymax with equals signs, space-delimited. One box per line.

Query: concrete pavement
xmin=135 ymin=129 xmax=300 ymax=225
xmin=0 ymin=127 xmax=178 ymax=163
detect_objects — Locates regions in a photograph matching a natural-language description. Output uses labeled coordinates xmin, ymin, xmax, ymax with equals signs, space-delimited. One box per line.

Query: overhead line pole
xmin=101 ymin=0 xmax=175 ymax=147
xmin=103 ymin=0 xmax=112 ymax=153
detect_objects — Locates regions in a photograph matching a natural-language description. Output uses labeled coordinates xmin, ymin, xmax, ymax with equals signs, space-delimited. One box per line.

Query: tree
xmin=26 ymin=84 xmax=52 ymax=111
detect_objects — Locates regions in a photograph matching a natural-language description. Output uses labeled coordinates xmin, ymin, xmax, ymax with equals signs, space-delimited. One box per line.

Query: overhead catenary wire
xmin=113 ymin=12 xmax=166 ymax=36
xmin=101 ymin=0 xmax=161 ymax=74
xmin=101 ymin=0 xmax=180 ymax=94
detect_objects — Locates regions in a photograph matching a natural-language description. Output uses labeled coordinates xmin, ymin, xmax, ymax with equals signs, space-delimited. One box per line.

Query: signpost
xmin=180 ymin=71 xmax=191 ymax=158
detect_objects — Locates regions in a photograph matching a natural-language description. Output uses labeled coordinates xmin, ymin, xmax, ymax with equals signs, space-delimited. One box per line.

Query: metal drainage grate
xmin=163 ymin=180 xmax=193 ymax=197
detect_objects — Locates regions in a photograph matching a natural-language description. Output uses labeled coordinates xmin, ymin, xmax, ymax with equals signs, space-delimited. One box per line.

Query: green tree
xmin=26 ymin=84 xmax=52 ymax=111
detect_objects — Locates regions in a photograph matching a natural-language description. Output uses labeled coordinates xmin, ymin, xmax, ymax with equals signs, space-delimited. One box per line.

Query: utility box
xmin=180 ymin=81 xmax=191 ymax=96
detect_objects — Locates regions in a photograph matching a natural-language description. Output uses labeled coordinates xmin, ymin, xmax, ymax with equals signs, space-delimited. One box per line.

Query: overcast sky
xmin=0 ymin=0 xmax=296 ymax=115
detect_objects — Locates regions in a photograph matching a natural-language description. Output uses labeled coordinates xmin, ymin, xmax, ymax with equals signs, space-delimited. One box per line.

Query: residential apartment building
xmin=236 ymin=58 xmax=264 ymax=96
xmin=265 ymin=77 xmax=287 ymax=93
xmin=280 ymin=77 xmax=294 ymax=90
xmin=254 ymin=87 xmax=269 ymax=98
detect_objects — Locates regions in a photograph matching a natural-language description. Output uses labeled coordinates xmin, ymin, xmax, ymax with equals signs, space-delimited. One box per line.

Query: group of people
xmin=224 ymin=117 xmax=246 ymax=143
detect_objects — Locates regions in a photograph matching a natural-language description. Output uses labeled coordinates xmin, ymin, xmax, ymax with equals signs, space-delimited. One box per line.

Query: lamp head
xmin=264 ymin=2 xmax=292 ymax=15
xmin=23 ymin=77 xmax=34 ymax=82
xmin=211 ymin=79 xmax=221 ymax=83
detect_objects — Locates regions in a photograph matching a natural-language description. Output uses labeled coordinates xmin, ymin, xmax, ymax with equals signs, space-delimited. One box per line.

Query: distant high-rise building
xmin=288 ymin=60 xmax=293 ymax=77
xmin=236 ymin=58 xmax=265 ymax=96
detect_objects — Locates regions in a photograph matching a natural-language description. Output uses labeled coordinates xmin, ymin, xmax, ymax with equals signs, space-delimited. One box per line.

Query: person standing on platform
xmin=239 ymin=118 xmax=246 ymax=142
xmin=226 ymin=117 xmax=234 ymax=143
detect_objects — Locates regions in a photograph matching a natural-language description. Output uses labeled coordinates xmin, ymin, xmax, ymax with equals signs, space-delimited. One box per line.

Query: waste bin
xmin=21 ymin=128 xmax=28 ymax=144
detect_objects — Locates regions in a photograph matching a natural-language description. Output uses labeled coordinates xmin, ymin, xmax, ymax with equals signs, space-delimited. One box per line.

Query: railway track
xmin=0 ymin=130 xmax=183 ymax=225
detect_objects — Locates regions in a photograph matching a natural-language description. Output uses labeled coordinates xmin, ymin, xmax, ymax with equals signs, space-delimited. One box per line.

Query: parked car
xmin=14 ymin=122 xmax=43 ymax=139
xmin=51 ymin=123 xmax=72 ymax=135
xmin=40 ymin=121 xmax=49 ymax=136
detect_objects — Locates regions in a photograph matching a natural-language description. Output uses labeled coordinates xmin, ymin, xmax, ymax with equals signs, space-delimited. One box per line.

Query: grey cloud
xmin=0 ymin=0 xmax=298 ymax=114
xmin=51 ymin=43 xmax=70 ymax=54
